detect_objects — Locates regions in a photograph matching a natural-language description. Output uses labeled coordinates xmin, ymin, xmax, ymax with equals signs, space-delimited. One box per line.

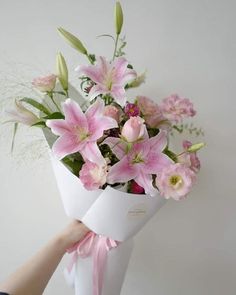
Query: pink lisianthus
xmin=76 ymin=56 xmax=137 ymax=107
xmin=32 ymin=74 xmax=57 ymax=92
xmin=178 ymin=140 xmax=201 ymax=173
xmin=136 ymin=96 xmax=170 ymax=129
xmin=124 ymin=103 xmax=140 ymax=117
xmin=46 ymin=98 xmax=118 ymax=163
xmin=79 ymin=160 xmax=107 ymax=190
xmin=156 ymin=163 xmax=196 ymax=200
xmin=5 ymin=100 xmax=39 ymax=126
xmin=160 ymin=94 xmax=196 ymax=123
xmin=121 ymin=116 xmax=146 ymax=142
xmin=104 ymin=105 xmax=120 ymax=122
xmin=107 ymin=131 xmax=172 ymax=196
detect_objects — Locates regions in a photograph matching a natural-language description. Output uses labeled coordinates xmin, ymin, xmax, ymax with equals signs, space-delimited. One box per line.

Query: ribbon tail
xmin=93 ymin=237 xmax=109 ymax=295
xmin=64 ymin=262 xmax=76 ymax=288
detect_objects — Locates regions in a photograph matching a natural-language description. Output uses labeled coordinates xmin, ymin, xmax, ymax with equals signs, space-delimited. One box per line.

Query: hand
xmin=56 ymin=220 xmax=90 ymax=252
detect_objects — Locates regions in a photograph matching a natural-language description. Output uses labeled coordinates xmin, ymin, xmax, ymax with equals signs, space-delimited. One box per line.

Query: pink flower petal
xmin=86 ymin=98 xmax=104 ymax=119
xmin=148 ymin=130 xmax=167 ymax=152
xmin=103 ymin=137 xmax=127 ymax=160
xmin=144 ymin=152 xmax=173 ymax=174
xmin=135 ymin=172 xmax=157 ymax=196
xmin=80 ymin=141 xmax=105 ymax=165
xmin=63 ymin=99 xmax=88 ymax=129
xmin=107 ymin=156 xmax=138 ymax=184
xmin=113 ymin=57 xmax=129 ymax=77
xmin=89 ymin=84 xmax=104 ymax=101
xmin=86 ymin=99 xmax=118 ymax=140
xmin=52 ymin=133 xmax=85 ymax=160
xmin=119 ymin=69 xmax=137 ymax=85
xmin=111 ymin=86 xmax=126 ymax=107
xmin=46 ymin=119 xmax=70 ymax=136
xmin=98 ymin=56 xmax=110 ymax=77
xmin=76 ymin=65 xmax=103 ymax=84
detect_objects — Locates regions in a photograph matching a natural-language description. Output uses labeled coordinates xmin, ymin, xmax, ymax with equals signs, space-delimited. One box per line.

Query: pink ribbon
xmin=67 ymin=232 xmax=120 ymax=295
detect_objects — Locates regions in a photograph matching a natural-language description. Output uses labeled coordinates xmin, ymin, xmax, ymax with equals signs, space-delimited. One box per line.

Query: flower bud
xmin=128 ymin=72 xmax=146 ymax=88
xmin=56 ymin=52 xmax=68 ymax=91
xmin=58 ymin=27 xmax=87 ymax=55
xmin=5 ymin=100 xmax=39 ymax=126
xmin=114 ymin=1 xmax=123 ymax=35
xmin=121 ymin=116 xmax=145 ymax=142
xmin=187 ymin=142 xmax=205 ymax=153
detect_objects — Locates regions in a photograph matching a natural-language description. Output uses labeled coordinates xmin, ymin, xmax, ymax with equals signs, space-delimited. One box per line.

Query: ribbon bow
xmin=66 ymin=232 xmax=120 ymax=295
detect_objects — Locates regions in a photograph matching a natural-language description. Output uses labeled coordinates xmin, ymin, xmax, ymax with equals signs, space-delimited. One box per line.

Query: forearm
xmin=0 ymin=235 xmax=67 ymax=295
xmin=0 ymin=221 xmax=89 ymax=295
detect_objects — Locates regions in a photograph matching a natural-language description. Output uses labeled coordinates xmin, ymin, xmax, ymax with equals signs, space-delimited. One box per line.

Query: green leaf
xmin=20 ymin=97 xmax=51 ymax=115
xmin=43 ymin=112 xmax=65 ymax=120
xmin=31 ymin=121 xmax=46 ymax=127
xmin=11 ymin=123 xmax=18 ymax=153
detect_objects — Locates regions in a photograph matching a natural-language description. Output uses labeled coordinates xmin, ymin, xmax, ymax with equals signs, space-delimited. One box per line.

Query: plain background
xmin=0 ymin=0 xmax=236 ymax=294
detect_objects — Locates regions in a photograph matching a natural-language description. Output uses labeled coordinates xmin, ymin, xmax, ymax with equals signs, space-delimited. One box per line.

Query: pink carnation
xmin=136 ymin=96 xmax=169 ymax=129
xmin=104 ymin=105 xmax=120 ymax=122
xmin=79 ymin=161 xmax=107 ymax=190
xmin=178 ymin=140 xmax=201 ymax=173
xmin=32 ymin=74 xmax=57 ymax=92
xmin=156 ymin=163 xmax=196 ymax=200
xmin=160 ymin=94 xmax=196 ymax=123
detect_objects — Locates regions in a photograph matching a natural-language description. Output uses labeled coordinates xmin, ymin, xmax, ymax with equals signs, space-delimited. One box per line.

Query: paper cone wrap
xmin=50 ymin=150 xmax=167 ymax=295
xmin=51 ymin=156 xmax=167 ymax=242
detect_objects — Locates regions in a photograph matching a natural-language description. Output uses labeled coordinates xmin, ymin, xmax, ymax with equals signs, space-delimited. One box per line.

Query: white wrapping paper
xmin=49 ymin=156 xmax=167 ymax=295
xmin=51 ymin=156 xmax=167 ymax=242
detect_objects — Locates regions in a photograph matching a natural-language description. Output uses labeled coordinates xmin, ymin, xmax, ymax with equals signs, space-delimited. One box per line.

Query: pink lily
xmin=46 ymin=98 xmax=118 ymax=163
xmin=75 ymin=56 xmax=137 ymax=107
xmin=106 ymin=131 xmax=172 ymax=196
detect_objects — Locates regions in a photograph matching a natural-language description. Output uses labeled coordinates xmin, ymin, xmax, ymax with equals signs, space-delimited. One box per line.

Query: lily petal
xmin=52 ymin=133 xmax=85 ymax=160
xmin=111 ymin=86 xmax=126 ymax=107
xmin=149 ymin=130 xmax=167 ymax=152
xmin=80 ymin=141 xmax=105 ymax=165
xmin=107 ymin=156 xmax=138 ymax=184
xmin=135 ymin=172 xmax=157 ymax=196
xmin=63 ymin=99 xmax=88 ymax=129
xmin=89 ymin=85 xmax=104 ymax=101
xmin=76 ymin=65 xmax=103 ymax=84
xmin=144 ymin=152 xmax=173 ymax=174
xmin=46 ymin=119 xmax=70 ymax=136
xmin=103 ymin=137 xmax=127 ymax=159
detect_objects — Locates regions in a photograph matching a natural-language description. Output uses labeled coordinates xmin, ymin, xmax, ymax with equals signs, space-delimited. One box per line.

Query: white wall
xmin=0 ymin=0 xmax=236 ymax=294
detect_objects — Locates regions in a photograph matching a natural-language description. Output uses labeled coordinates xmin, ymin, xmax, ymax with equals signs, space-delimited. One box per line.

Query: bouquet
xmin=5 ymin=2 xmax=205 ymax=295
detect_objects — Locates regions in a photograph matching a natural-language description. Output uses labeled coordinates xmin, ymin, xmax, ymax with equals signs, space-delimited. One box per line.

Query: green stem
xmin=112 ymin=34 xmax=119 ymax=60
xmin=65 ymin=89 xmax=69 ymax=98
xmin=48 ymin=92 xmax=61 ymax=112
xmin=86 ymin=53 xmax=94 ymax=64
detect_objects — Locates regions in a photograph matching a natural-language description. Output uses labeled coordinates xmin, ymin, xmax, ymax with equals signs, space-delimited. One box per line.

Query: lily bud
xmin=56 ymin=52 xmax=68 ymax=91
xmin=5 ymin=100 xmax=39 ymax=126
xmin=58 ymin=27 xmax=87 ymax=55
xmin=114 ymin=2 xmax=123 ymax=35
xmin=187 ymin=142 xmax=205 ymax=153
xmin=128 ymin=71 xmax=146 ymax=88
